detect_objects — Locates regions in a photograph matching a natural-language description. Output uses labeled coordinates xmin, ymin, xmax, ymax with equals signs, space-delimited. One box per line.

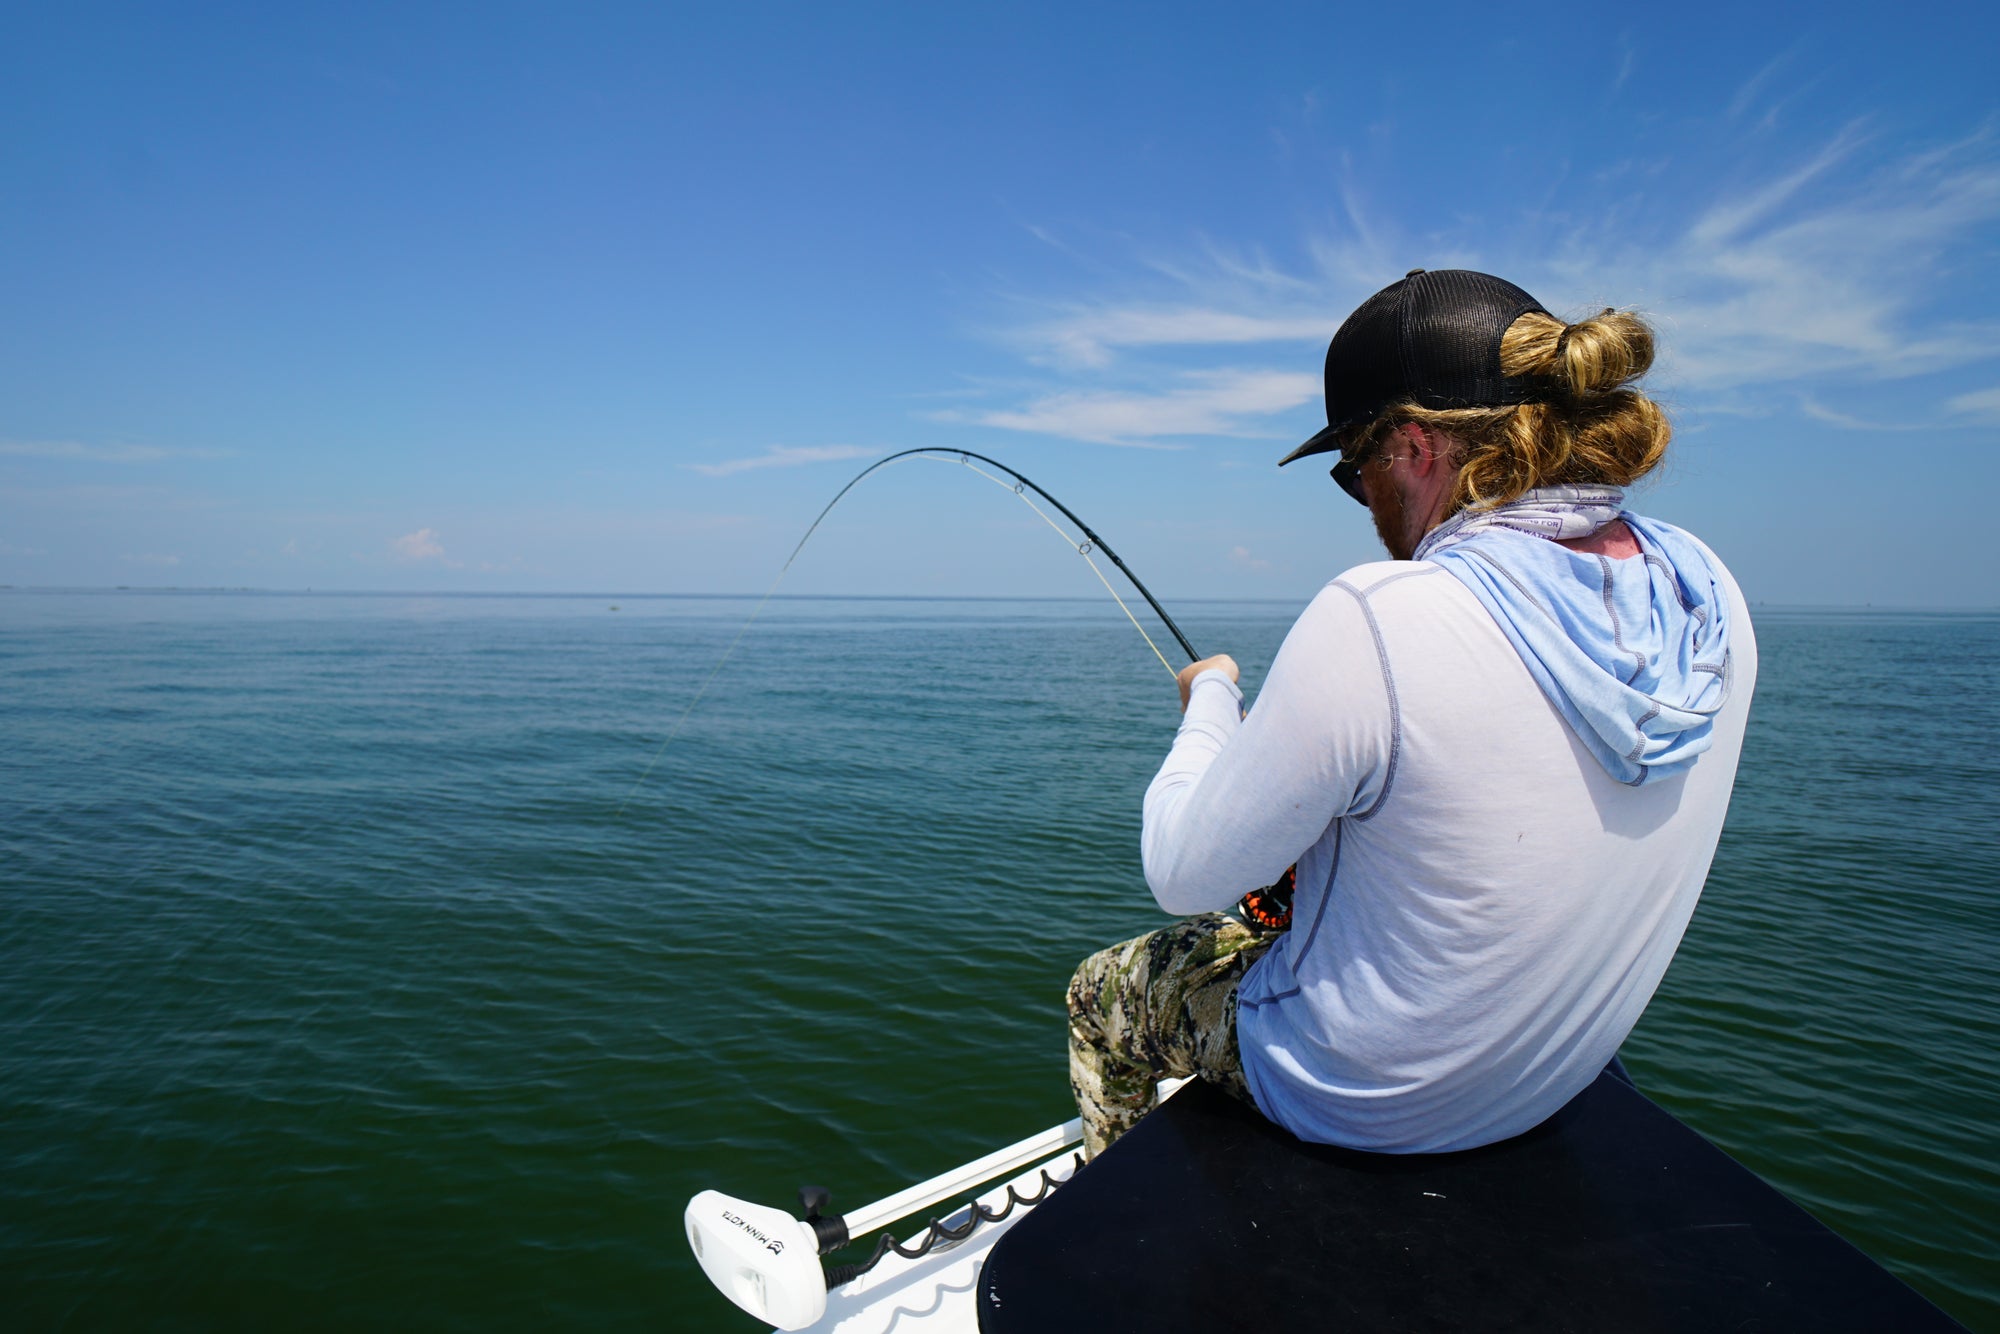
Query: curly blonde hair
xmin=1342 ymin=308 xmax=1670 ymax=515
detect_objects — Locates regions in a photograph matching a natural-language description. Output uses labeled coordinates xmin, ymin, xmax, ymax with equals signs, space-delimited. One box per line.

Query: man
xmin=1067 ymin=269 xmax=1755 ymax=1158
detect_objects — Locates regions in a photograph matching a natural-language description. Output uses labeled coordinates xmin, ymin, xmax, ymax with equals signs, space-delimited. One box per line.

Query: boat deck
xmin=976 ymin=1070 xmax=1963 ymax=1332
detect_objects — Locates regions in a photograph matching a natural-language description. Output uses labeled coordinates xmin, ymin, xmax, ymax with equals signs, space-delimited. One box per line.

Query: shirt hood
xmin=1417 ymin=490 xmax=1735 ymax=785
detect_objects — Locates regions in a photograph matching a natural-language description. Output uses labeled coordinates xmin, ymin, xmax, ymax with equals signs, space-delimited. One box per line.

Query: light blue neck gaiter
xmin=1415 ymin=487 xmax=1736 ymax=786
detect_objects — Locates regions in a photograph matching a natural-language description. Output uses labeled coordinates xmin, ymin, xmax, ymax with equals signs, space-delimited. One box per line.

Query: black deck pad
xmin=977 ymin=1072 xmax=1961 ymax=1333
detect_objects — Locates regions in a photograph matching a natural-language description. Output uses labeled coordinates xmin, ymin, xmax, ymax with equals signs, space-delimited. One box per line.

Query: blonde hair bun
xmin=1500 ymin=309 xmax=1656 ymax=396
xmin=1352 ymin=304 xmax=1671 ymax=512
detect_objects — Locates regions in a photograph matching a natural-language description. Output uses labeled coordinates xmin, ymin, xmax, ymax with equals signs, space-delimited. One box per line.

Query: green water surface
xmin=2 ymin=592 xmax=1994 ymax=1329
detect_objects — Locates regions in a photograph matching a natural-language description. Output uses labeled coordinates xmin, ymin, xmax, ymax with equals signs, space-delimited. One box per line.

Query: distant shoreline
xmin=2 ymin=586 xmax=1996 ymax=613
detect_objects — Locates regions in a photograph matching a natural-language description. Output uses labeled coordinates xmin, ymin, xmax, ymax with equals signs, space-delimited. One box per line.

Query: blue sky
xmin=3 ymin=1 xmax=1996 ymax=604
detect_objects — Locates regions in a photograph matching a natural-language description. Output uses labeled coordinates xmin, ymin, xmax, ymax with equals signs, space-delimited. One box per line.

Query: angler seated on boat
xmin=1066 ymin=269 xmax=1756 ymax=1161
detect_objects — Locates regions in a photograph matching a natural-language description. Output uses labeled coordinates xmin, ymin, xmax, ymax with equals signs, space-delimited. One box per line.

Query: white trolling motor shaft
xmin=685 ymin=1116 xmax=1083 ymax=1329
xmin=841 ymin=1116 xmax=1080 ymax=1240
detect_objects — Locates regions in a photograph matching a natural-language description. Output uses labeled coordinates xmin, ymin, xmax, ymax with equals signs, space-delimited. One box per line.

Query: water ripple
xmin=2 ymin=595 xmax=1994 ymax=1328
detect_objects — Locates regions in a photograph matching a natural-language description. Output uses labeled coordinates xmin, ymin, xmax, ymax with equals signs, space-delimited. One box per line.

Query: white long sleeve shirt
xmin=1143 ymin=557 xmax=1756 ymax=1152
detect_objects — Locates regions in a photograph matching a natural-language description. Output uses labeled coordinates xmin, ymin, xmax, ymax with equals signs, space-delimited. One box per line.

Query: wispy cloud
xmin=1228 ymin=544 xmax=1272 ymax=572
xmin=974 ymin=121 xmax=2000 ymax=444
xmin=687 ymin=444 xmax=881 ymax=477
xmin=1608 ymin=33 xmax=1636 ymax=100
xmin=1683 ymin=122 xmax=1865 ymax=249
xmin=955 ymin=369 xmax=1319 ymax=446
xmin=1797 ymin=397 xmax=1927 ymax=432
xmin=1617 ymin=127 xmax=2000 ymax=391
xmin=0 ymin=481 xmax=226 ymax=512
xmin=0 ymin=440 xmax=231 ymax=462
xmin=1727 ymin=47 xmax=1801 ymax=122
xmin=390 ymin=527 xmax=446 ymax=562
xmin=1021 ymin=307 xmax=1333 ymax=371
xmin=1723 ymin=45 xmax=1830 ymax=135
xmin=1948 ymin=386 xmax=2000 ymax=422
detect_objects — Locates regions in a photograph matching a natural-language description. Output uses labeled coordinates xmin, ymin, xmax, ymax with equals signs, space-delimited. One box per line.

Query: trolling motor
xmin=684 ymin=1187 xmax=837 ymax=1330
xmin=685 ymin=1117 xmax=1085 ymax=1329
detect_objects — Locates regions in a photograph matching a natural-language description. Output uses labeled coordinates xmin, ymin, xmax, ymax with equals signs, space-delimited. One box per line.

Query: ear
xmin=1399 ymin=423 xmax=1444 ymax=473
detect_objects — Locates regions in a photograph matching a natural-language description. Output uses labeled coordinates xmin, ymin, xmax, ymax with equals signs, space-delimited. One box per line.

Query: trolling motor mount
xmin=798 ymin=1185 xmax=850 ymax=1251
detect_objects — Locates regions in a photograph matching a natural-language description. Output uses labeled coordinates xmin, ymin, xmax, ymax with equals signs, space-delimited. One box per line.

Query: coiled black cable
xmin=821 ymin=1152 xmax=1084 ymax=1289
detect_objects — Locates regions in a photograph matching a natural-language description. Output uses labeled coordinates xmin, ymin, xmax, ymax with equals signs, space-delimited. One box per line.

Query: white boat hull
xmin=790 ymin=1151 xmax=1081 ymax=1334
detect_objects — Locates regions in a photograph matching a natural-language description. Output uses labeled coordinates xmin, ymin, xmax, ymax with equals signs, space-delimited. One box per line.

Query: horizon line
xmin=2 ymin=585 xmax=1998 ymax=613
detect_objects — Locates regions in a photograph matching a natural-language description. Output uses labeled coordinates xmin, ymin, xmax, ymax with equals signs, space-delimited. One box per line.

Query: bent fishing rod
xmin=790 ymin=449 xmax=1199 ymax=664
xmin=616 ymin=447 xmax=1201 ymax=814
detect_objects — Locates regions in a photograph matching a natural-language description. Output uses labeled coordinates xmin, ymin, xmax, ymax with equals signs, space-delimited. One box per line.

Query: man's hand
xmin=1177 ymin=653 xmax=1240 ymax=712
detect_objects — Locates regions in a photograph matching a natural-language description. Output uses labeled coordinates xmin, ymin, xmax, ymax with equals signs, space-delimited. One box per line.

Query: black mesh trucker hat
xmin=1278 ymin=269 xmax=1550 ymax=467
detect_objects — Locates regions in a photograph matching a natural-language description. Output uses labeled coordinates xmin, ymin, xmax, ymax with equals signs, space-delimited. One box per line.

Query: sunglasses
xmin=1329 ymin=455 xmax=1366 ymax=506
xmin=1329 ymin=439 xmax=1409 ymax=506
xmin=1330 ymin=437 xmax=1387 ymax=505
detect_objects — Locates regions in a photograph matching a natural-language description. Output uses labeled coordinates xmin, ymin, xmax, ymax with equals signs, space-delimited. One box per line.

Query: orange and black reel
xmin=1237 ymin=864 xmax=1296 ymax=932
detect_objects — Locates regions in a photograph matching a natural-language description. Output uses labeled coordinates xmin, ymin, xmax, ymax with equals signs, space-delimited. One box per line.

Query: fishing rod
xmin=616 ymin=447 xmax=1199 ymax=814
xmin=789 ymin=449 xmax=1200 ymax=665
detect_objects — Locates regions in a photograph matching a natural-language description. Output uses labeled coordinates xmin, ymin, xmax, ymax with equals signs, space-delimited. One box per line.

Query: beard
xmin=1368 ymin=476 xmax=1418 ymax=560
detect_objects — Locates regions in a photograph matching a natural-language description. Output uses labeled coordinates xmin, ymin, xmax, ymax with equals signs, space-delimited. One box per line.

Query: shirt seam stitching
xmin=1283 ymin=818 xmax=1344 ymax=979
xmin=1331 ymin=578 xmax=1403 ymax=821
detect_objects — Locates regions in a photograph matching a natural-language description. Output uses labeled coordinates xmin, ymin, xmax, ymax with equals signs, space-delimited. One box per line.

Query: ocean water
xmin=2 ymin=590 xmax=1995 ymax=1330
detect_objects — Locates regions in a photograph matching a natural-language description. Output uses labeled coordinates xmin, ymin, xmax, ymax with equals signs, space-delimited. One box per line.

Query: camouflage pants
xmin=1066 ymin=912 xmax=1278 ymax=1159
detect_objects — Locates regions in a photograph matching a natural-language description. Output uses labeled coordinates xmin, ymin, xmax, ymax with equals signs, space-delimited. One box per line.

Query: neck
xmin=1554 ymin=518 xmax=1641 ymax=559
xmin=1408 ymin=483 xmax=1632 ymax=564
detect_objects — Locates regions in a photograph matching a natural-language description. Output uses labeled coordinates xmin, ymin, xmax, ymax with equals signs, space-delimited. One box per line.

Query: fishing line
xmin=615 ymin=447 xmax=1198 ymax=815
xmin=934 ymin=454 xmax=1177 ymax=676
